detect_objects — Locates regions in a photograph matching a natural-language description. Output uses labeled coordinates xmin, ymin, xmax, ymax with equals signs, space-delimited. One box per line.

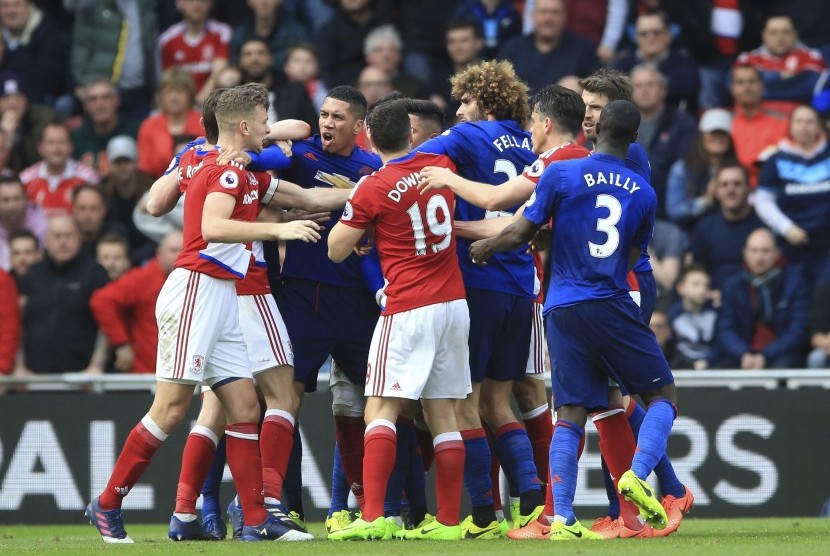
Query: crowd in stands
xmin=2 ymin=0 xmax=830 ymax=380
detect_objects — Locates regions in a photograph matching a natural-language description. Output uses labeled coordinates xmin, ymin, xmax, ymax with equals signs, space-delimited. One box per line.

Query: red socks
xmin=226 ymin=422 xmax=268 ymax=525
xmin=362 ymin=420 xmax=397 ymax=521
xmin=593 ymin=408 xmax=640 ymax=529
xmin=434 ymin=433 xmax=465 ymax=526
xmin=174 ymin=426 xmax=217 ymax=515
xmin=260 ymin=409 xmax=295 ymax=500
xmin=99 ymin=416 xmax=166 ymax=510
xmin=522 ymin=406 xmax=553 ymax=481
xmin=334 ymin=415 xmax=366 ymax=506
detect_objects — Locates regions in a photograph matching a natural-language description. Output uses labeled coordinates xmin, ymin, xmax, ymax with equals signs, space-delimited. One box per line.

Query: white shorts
xmin=156 ymin=268 xmax=251 ymax=386
xmin=525 ymin=301 xmax=549 ymax=376
xmin=365 ymin=300 xmax=472 ymax=400
xmin=238 ymin=294 xmax=293 ymax=374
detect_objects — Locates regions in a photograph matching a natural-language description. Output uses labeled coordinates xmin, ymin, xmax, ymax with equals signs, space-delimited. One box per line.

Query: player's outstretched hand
xmin=284 ymin=208 xmax=331 ymax=227
xmin=528 ymin=228 xmax=552 ymax=253
xmin=216 ymin=148 xmax=252 ymax=168
xmin=469 ymin=239 xmax=493 ymax=265
xmin=275 ymin=220 xmax=322 ymax=242
xmin=274 ymin=140 xmax=293 ymax=157
xmin=418 ymin=166 xmax=454 ymax=193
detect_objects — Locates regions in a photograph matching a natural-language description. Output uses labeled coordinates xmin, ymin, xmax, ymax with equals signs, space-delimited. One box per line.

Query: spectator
xmin=666 ymin=108 xmax=737 ymax=228
xmin=20 ymin=122 xmax=99 ymax=218
xmin=611 ymin=12 xmax=700 ymax=112
xmin=734 ymin=14 xmax=826 ymax=115
xmin=7 ymin=228 xmax=39 ymax=284
xmin=159 ymin=0 xmax=231 ymax=107
xmin=71 ymin=79 xmax=140 ymax=177
xmin=0 ymin=72 xmax=56 ymax=173
xmin=136 ymin=69 xmax=203 ymax=179
xmin=0 ymin=267 xmax=19 ymax=386
xmin=452 ymin=0 xmax=522 ymax=60
xmin=230 ymin=0 xmax=309 ymax=72
xmin=101 ymin=136 xmax=154 ymax=259
xmin=649 ymin=219 xmax=687 ymax=303
xmin=806 ymin=278 xmax=830 ymax=368
xmin=755 ymin=104 xmax=830 ymax=290
xmin=66 ymin=0 xmax=158 ymax=119
xmin=96 ymin=233 xmax=132 ymax=280
xmin=18 ymin=215 xmax=109 ymax=374
xmin=0 ymin=174 xmax=45 ymax=270
xmin=363 ymin=24 xmax=426 ymax=99
xmin=357 ymin=66 xmax=393 ymax=108
xmin=714 ymin=227 xmax=809 ymax=369
xmin=238 ymin=37 xmax=318 ymax=129
xmin=428 ymin=19 xmax=484 ymax=123
xmin=690 ymin=163 xmax=765 ymax=294
xmin=0 ymin=0 xmax=68 ymax=106
xmin=283 ymin=43 xmax=328 ymax=112
xmin=315 ymin=0 xmax=383 ymax=89
xmin=562 ymin=0 xmax=628 ymax=65
xmin=650 ymin=308 xmax=680 ymax=368
xmin=498 ymin=0 xmax=599 ymax=96
xmin=90 ymin=230 xmax=182 ymax=374
xmin=71 ymin=184 xmax=128 ymax=258
xmin=730 ymin=64 xmax=789 ymax=187
xmin=667 ymin=265 xmax=718 ymax=370
xmin=630 ymin=63 xmax=697 ymax=218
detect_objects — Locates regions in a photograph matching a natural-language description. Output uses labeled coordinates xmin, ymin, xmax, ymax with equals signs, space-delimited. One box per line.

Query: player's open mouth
xmin=322 ymin=132 xmax=334 ymax=144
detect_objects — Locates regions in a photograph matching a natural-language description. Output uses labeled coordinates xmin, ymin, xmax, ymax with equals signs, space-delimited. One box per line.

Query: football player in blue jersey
xmin=416 ymin=60 xmax=544 ymax=538
xmin=469 ymin=99 xmax=679 ymax=541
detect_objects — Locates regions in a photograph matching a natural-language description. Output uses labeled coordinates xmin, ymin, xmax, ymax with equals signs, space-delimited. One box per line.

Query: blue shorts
xmin=277 ymin=279 xmax=379 ymax=392
xmin=547 ymin=297 xmax=674 ymax=411
xmin=634 ymin=270 xmax=656 ymax=324
xmin=467 ymin=287 xmax=533 ymax=383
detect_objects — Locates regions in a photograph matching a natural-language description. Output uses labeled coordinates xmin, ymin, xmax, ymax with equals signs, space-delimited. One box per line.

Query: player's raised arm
xmin=266 ymin=178 xmax=350 ymax=212
xmin=202 ymin=191 xmax=321 ymax=243
xmin=419 ymin=166 xmax=536 ymax=211
xmin=328 ymin=221 xmax=366 ymax=263
xmin=146 ymin=172 xmax=182 ymax=217
xmin=454 ymin=213 xmax=520 ymax=240
xmin=468 ymin=216 xmax=541 ymax=265
xmin=267 ymin=119 xmax=311 ymax=142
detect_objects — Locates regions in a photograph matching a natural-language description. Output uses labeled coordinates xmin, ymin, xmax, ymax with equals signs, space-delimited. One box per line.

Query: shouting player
xmin=327 ymin=98 xmax=470 ymax=541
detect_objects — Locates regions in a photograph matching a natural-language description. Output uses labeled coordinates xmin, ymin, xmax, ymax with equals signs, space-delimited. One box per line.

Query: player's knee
xmin=331 ymin=380 xmax=366 ymax=417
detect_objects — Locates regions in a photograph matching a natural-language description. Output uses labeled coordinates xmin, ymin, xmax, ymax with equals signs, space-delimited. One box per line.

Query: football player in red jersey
xmin=327 ymin=99 xmax=469 ymax=541
xmin=86 ymin=85 xmax=320 ymax=544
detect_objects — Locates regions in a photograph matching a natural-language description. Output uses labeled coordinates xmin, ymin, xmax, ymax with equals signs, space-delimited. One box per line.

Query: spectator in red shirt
xmin=158 ymin=0 xmax=231 ymax=106
xmin=734 ymin=14 xmax=826 ymax=116
xmin=90 ymin=230 xmax=182 ymax=373
xmin=136 ymin=69 xmax=203 ymax=179
xmin=20 ymin=122 xmax=99 ymax=218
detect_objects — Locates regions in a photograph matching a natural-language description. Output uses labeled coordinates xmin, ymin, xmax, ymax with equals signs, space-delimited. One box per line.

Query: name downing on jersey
xmin=387 ymin=171 xmax=420 ymax=202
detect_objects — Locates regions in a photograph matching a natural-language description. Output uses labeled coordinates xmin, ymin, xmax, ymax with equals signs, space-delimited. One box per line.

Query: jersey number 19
xmin=406 ymin=195 xmax=452 ymax=256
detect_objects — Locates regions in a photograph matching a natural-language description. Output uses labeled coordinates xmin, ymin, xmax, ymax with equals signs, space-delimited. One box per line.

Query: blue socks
xmin=631 ymin=400 xmax=675 ymax=480
xmin=494 ymin=422 xmax=541 ymax=512
xmin=463 ymin=429 xmax=495 ymax=525
xmin=600 ymin=456 xmax=620 ymax=519
xmin=329 ymin=442 xmax=350 ymax=515
xmin=200 ymin=435 xmax=225 ymax=517
xmin=628 ymin=401 xmax=685 ymax=497
xmin=549 ymin=420 xmax=583 ymax=524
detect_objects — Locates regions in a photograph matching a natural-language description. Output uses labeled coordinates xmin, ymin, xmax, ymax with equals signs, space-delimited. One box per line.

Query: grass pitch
xmin=1 ymin=518 xmax=828 ymax=555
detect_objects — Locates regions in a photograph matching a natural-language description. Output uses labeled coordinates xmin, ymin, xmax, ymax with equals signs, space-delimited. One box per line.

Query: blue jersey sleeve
xmin=359 ymin=247 xmax=385 ymax=305
xmin=523 ymin=166 xmax=561 ymax=226
xmin=164 ymin=136 xmax=207 ymax=175
xmin=248 ymin=144 xmax=293 ymax=172
xmin=416 ymin=135 xmax=449 ymax=156
xmin=625 ymin=142 xmax=651 ymax=182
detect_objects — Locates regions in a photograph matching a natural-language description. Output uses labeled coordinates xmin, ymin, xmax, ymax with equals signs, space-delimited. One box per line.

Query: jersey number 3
xmin=406 ymin=195 xmax=452 ymax=256
xmin=589 ymin=194 xmax=621 ymax=258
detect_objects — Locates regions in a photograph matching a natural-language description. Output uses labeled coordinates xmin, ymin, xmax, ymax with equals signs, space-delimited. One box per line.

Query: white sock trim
xmin=592 ymin=408 xmax=625 ymax=421
xmin=225 ymin=429 xmax=259 ymax=441
xmin=264 ymin=409 xmax=296 ymax=427
xmin=173 ymin=512 xmax=197 ymax=522
xmin=190 ymin=425 xmax=219 ymax=447
xmin=521 ymin=404 xmax=549 ymax=421
xmin=141 ymin=415 xmax=169 ymax=442
xmin=365 ymin=419 xmax=396 ymax=435
xmin=432 ymin=431 xmax=462 ymax=447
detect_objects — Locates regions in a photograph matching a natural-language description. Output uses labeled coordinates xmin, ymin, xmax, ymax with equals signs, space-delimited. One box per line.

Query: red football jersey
xmin=159 ymin=20 xmax=231 ymax=91
xmin=175 ymin=151 xmax=262 ymax=280
xmin=176 ymin=147 xmax=274 ymax=293
xmin=522 ymin=142 xmax=590 ymax=185
xmin=340 ymin=152 xmax=465 ymax=314
xmin=20 ymin=160 xmax=100 ymax=217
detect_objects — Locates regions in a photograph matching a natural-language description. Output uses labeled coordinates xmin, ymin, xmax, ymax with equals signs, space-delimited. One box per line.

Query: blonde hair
xmin=450 ymin=60 xmax=530 ymax=123
xmin=157 ymin=68 xmax=195 ymax=102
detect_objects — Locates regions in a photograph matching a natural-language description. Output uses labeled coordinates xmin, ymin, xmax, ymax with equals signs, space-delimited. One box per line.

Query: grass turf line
xmin=1 ymin=518 xmax=829 ymax=555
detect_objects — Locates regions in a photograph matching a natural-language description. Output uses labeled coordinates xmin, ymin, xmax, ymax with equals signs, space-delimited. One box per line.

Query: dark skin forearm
xmin=468 ymin=216 xmax=540 ymax=264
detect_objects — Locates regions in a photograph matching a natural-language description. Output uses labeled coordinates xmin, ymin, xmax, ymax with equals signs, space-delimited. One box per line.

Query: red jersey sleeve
xmin=206 ymin=164 xmax=248 ymax=200
xmin=90 ymin=269 xmax=145 ymax=347
xmin=522 ymin=143 xmax=590 ymax=184
xmin=340 ymin=176 xmax=379 ymax=230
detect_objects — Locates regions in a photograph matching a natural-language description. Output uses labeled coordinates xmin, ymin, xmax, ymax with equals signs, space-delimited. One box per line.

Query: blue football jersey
xmin=523 ymin=152 xmax=657 ymax=313
xmin=626 ymin=141 xmax=653 ymax=274
xmin=418 ymin=120 xmax=537 ymax=297
xmin=279 ymin=136 xmax=382 ymax=286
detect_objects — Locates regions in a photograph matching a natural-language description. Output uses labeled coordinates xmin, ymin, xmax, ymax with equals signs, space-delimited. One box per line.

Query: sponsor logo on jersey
xmin=390 ymin=381 xmax=402 ymax=392
xmin=243 ymin=188 xmax=259 ymax=205
xmin=314 ymin=170 xmax=356 ymax=189
xmin=342 ymin=201 xmax=354 ymax=220
xmin=220 ymin=170 xmax=239 ymax=189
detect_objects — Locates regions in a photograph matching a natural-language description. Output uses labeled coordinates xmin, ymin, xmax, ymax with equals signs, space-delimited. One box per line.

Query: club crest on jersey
xmin=192 ymin=355 xmax=205 ymax=374
xmin=246 ymin=172 xmax=259 ymax=186
xmin=220 ymin=170 xmax=239 ymax=189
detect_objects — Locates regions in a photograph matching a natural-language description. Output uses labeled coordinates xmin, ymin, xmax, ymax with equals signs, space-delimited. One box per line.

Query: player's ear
xmin=239 ymin=119 xmax=250 ymax=137
xmin=353 ymin=117 xmax=365 ymax=136
xmin=544 ymin=116 xmax=553 ymax=134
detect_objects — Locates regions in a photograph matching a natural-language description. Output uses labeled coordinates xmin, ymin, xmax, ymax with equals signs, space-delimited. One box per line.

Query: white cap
xmin=699 ymin=108 xmax=733 ymax=133
xmin=106 ymin=135 xmax=136 ymax=161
